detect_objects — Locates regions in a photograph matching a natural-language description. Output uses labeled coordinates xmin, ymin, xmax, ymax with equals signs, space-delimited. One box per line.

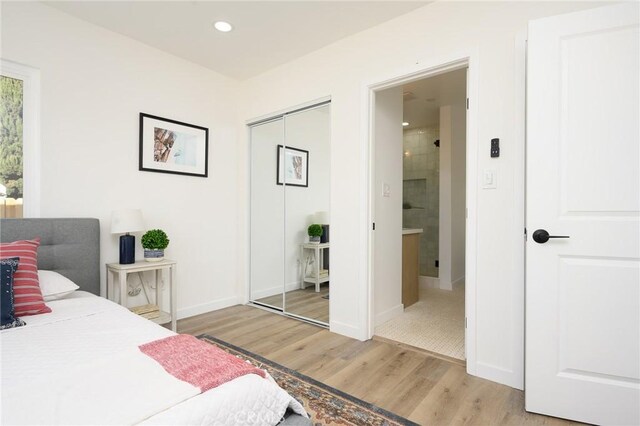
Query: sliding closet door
xmin=250 ymin=119 xmax=285 ymax=310
xmin=283 ymin=103 xmax=331 ymax=324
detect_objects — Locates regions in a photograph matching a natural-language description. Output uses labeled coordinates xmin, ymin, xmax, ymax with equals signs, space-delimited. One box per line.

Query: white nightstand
xmin=106 ymin=259 xmax=177 ymax=332
xmin=300 ymin=242 xmax=330 ymax=292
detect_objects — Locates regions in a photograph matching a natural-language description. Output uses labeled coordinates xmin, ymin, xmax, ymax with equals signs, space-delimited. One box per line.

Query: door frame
xmin=362 ymin=51 xmax=480 ymax=375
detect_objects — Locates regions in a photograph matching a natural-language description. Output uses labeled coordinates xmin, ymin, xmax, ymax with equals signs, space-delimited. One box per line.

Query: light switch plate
xmin=483 ymin=169 xmax=497 ymax=189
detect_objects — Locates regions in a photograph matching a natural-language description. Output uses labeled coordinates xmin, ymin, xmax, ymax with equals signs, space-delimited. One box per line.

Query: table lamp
xmin=111 ymin=209 xmax=144 ymax=264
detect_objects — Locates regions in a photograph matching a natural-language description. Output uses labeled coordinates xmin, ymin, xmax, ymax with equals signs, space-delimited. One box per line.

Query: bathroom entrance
xmin=371 ymin=66 xmax=468 ymax=362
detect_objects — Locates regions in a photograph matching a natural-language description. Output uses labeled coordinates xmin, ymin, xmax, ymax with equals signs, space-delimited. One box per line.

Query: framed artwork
xmin=139 ymin=113 xmax=209 ymax=177
xmin=277 ymin=145 xmax=308 ymax=187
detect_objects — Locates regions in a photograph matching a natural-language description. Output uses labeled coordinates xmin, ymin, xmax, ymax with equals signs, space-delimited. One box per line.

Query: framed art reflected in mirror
xmin=277 ymin=145 xmax=308 ymax=187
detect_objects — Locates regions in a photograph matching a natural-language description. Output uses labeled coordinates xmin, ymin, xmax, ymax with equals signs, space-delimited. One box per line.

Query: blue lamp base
xmin=119 ymin=234 xmax=135 ymax=264
xmin=320 ymin=224 xmax=329 ymax=243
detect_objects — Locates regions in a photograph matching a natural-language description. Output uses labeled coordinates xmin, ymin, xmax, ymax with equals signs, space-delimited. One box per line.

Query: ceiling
xmin=402 ymin=68 xmax=467 ymax=130
xmin=46 ymin=1 xmax=428 ymax=81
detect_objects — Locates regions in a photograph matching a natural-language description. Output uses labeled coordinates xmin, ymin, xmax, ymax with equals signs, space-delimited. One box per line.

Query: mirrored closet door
xmin=249 ymin=119 xmax=285 ymax=311
xmin=249 ymin=101 xmax=331 ymax=326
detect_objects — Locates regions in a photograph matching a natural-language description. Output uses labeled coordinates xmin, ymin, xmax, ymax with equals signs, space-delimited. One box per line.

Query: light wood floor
xmin=178 ymin=305 xmax=578 ymax=426
xmin=253 ymin=285 xmax=329 ymax=324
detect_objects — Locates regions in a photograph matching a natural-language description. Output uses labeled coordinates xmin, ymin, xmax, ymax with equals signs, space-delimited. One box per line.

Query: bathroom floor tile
xmin=375 ymin=284 xmax=465 ymax=360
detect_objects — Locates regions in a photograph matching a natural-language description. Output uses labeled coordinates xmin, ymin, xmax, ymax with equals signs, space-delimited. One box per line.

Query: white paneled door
xmin=526 ymin=3 xmax=640 ymax=425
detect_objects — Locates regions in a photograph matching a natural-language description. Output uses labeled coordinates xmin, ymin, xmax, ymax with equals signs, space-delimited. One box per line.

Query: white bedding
xmin=0 ymin=292 xmax=305 ymax=425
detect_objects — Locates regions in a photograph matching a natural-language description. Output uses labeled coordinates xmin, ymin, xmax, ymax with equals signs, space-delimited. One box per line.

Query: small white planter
xmin=144 ymin=249 xmax=164 ymax=262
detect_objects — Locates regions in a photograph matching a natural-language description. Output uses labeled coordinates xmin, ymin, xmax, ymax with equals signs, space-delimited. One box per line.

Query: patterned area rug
xmin=199 ymin=335 xmax=418 ymax=426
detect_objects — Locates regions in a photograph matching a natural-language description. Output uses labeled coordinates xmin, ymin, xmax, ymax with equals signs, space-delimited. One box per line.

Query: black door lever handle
xmin=532 ymin=229 xmax=570 ymax=244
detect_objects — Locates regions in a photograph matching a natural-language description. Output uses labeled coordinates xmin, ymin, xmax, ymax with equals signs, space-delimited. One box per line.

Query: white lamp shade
xmin=314 ymin=211 xmax=330 ymax=225
xmin=111 ymin=209 xmax=144 ymax=234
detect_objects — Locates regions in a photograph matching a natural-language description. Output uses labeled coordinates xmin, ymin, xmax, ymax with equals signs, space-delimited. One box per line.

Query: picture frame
xmin=277 ymin=145 xmax=309 ymax=187
xmin=139 ymin=113 xmax=209 ymax=177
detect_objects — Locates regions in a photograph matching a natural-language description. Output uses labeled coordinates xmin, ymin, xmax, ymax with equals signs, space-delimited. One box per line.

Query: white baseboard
xmin=177 ymin=295 xmax=239 ymax=320
xmin=451 ymin=275 xmax=465 ymax=289
xmin=419 ymin=276 xmax=440 ymax=290
xmin=374 ymin=303 xmax=404 ymax=326
xmin=330 ymin=320 xmax=367 ymax=341
xmin=249 ymin=284 xmax=281 ymax=300
xmin=249 ymin=281 xmax=300 ymax=300
xmin=440 ymin=279 xmax=453 ymax=291
xmin=419 ymin=275 xmax=463 ymax=292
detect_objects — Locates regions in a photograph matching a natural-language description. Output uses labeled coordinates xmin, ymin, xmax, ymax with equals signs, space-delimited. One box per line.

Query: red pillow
xmin=0 ymin=238 xmax=51 ymax=316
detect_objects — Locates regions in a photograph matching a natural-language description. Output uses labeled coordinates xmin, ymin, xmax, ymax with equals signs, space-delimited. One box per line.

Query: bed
xmin=0 ymin=218 xmax=309 ymax=425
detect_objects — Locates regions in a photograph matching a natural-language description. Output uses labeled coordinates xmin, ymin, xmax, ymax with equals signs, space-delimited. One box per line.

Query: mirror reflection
xmin=250 ymin=119 xmax=285 ymax=311
xmin=250 ymin=102 xmax=331 ymax=325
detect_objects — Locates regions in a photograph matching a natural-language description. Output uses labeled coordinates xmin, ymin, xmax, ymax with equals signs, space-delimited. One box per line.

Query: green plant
xmin=141 ymin=229 xmax=170 ymax=250
xmin=307 ymin=224 xmax=323 ymax=238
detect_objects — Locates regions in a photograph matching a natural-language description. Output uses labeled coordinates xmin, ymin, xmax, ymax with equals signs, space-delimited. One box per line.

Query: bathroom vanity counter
xmin=402 ymin=229 xmax=423 ymax=308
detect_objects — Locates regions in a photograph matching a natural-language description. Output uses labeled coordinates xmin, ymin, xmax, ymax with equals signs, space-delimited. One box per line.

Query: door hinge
xmin=465 ymin=317 xmax=467 ymax=328
xmin=524 ymin=227 xmax=527 ymax=241
xmin=466 ymin=98 xmax=469 ymax=110
xmin=372 ymin=222 xmax=376 ymax=231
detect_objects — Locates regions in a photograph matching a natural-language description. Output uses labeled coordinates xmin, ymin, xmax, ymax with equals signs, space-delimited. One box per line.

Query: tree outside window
xmin=0 ymin=75 xmax=24 ymax=218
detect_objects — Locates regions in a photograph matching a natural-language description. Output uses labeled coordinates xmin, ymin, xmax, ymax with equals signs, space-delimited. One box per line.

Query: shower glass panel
xmin=250 ymin=119 xmax=285 ymax=310
xmin=402 ymin=126 xmax=439 ymax=277
xmin=283 ymin=103 xmax=331 ymax=324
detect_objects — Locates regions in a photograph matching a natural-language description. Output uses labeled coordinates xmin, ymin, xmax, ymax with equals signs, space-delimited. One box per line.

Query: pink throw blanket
xmin=139 ymin=334 xmax=266 ymax=392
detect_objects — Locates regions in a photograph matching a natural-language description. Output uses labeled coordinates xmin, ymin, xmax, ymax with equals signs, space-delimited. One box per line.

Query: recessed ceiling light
xmin=402 ymin=122 xmax=409 ymax=127
xmin=213 ymin=21 xmax=233 ymax=32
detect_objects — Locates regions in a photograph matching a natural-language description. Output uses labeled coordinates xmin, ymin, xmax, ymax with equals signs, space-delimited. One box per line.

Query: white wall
xmin=237 ymin=1 xmax=603 ymax=389
xmin=1 ymin=2 xmax=241 ymax=318
xmin=373 ymin=87 xmax=403 ymax=326
xmin=450 ymin=102 xmax=466 ymax=285
xmin=439 ymin=102 xmax=466 ymax=290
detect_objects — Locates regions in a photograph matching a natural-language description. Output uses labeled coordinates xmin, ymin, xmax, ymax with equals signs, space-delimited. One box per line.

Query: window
xmin=0 ymin=75 xmax=24 ymax=217
xmin=0 ymin=60 xmax=40 ymax=218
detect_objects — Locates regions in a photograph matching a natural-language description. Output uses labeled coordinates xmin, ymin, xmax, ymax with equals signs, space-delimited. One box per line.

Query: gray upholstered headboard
xmin=0 ymin=218 xmax=100 ymax=295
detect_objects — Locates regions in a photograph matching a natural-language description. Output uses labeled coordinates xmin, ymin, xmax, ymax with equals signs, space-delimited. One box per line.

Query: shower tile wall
xmin=403 ymin=127 xmax=439 ymax=277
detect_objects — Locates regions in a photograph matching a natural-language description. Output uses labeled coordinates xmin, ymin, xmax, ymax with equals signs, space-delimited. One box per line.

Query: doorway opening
xmin=371 ymin=67 xmax=468 ymax=361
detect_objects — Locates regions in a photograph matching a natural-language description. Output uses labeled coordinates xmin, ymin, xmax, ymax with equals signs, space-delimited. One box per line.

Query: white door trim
xmin=361 ymin=50 xmax=480 ymax=376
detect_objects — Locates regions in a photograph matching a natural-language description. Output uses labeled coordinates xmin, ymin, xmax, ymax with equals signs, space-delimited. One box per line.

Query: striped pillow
xmin=0 ymin=238 xmax=51 ymax=316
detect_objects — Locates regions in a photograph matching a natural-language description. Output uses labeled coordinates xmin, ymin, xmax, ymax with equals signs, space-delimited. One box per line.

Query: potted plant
xmin=307 ymin=224 xmax=323 ymax=243
xmin=141 ymin=229 xmax=170 ymax=262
